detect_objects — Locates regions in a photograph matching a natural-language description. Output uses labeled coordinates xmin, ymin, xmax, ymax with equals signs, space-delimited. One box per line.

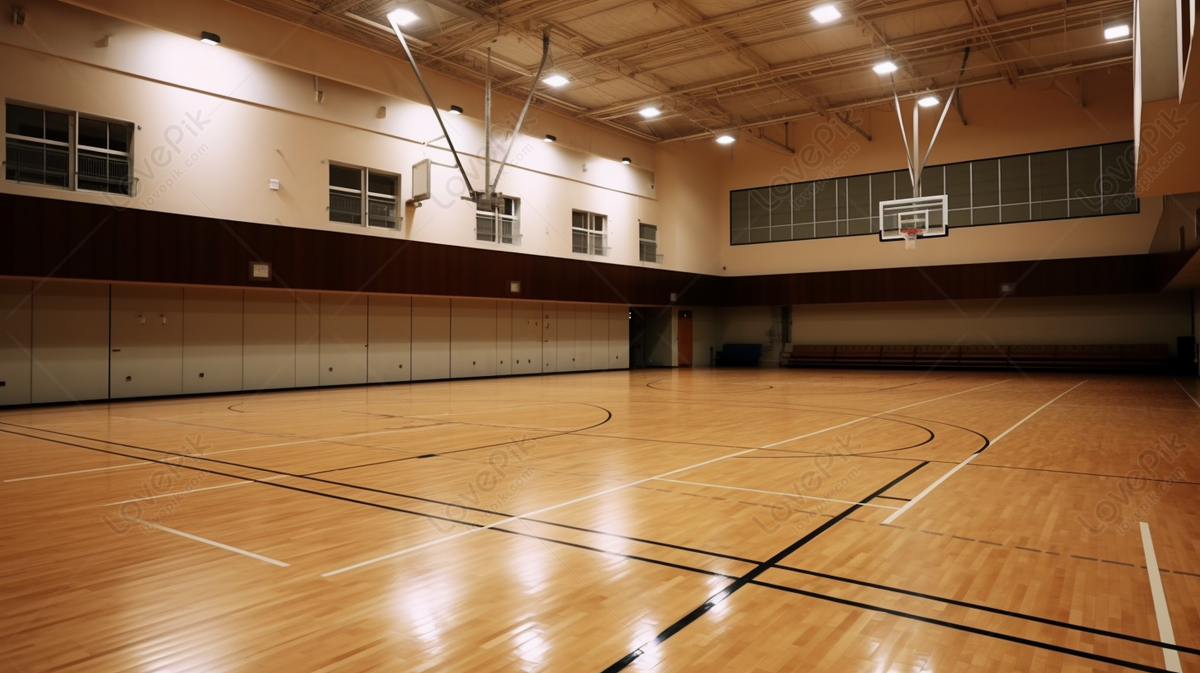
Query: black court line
xmin=4 ymin=426 xmax=1193 ymax=670
xmin=748 ymin=579 xmax=1175 ymax=673
xmin=598 ymin=462 xmax=929 ymax=673
xmin=0 ymin=425 xmax=743 ymax=577
xmin=302 ymin=404 xmax=615 ymax=475
xmin=772 ymin=565 xmax=1200 ymax=657
xmin=0 ymin=422 xmax=763 ymax=572
xmin=645 ymin=379 xmax=774 ymax=393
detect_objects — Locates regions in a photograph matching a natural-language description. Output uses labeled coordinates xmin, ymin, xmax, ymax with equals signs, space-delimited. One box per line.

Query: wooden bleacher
xmin=781 ymin=344 xmax=1171 ymax=373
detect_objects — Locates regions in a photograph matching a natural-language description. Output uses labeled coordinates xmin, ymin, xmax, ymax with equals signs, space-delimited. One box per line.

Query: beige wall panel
xmin=496 ymin=300 xmax=512 ymax=377
xmin=790 ymin=294 xmax=1192 ymax=353
xmin=590 ymin=305 xmax=609 ymax=370
xmin=556 ymin=304 xmax=577 ymax=372
xmin=111 ymin=285 xmax=183 ymax=399
xmin=451 ymin=299 xmax=496 ymax=379
xmin=512 ymin=301 xmax=541 ymax=376
xmin=541 ymin=304 xmax=557 ymax=373
xmin=574 ymin=304 xmax=593 ymax=370
xmin=30 ymin=282 xmax=110 ymax=404
xmin=367 ymin=295 xmax=411 ymax=384
xmin=183 ymin=287 xmax=243 ymax=394
xmin=31 ymin=281 xmax=110 ymax=404
xmin=295 ymin=292 xmax=320 ymax=388
xmin=0 ymin=280 xmax=33 ymax=406
xmin=608 ymin=305 xmax=629 ymax=370
xmin=320 ymin=293 xmax=368 ymax=386
xmin=244 ymin=289 xmax=296 ymax=391
xmin=412 ymin=296 xmax=450 ymax=381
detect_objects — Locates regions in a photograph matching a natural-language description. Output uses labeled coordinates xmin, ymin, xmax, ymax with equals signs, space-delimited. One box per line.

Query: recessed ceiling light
xmin=873 ymin=61 xmax=898 ymax=74
xmin=1104 ymin=24 xmax=1130 ymax=40
xmin=716 ymin=133 xmax=736 ymax=145
xmin=621 ymin=157 xmax=632 ymax=165
xmin=387 ymin=8 xmax=419 ymax=27
xmin=917 ymin=95 xmax=940 ymax=108
xmin=639 ymin=106 xmax=661 ymax=118
xmin=542 ymin=74 xmax=570 ymax=87
xmin=448 ymin=105 xmax=463 ymax=115
xmin=544 ymin=134 xmax=557 ymax=143
xmin=811 ymin=5 xmax=841 ymax=23
xmin=200 ymin=31 xmax=220 ymax=46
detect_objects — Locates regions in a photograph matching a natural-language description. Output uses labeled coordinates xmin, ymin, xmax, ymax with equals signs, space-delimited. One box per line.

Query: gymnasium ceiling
xmin=225 ymin=0 xmax=1136 ymax=142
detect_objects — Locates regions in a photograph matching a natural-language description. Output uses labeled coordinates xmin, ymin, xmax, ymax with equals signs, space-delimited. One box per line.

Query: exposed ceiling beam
xmin=581 ymin=0 xmax=1126 ymax=120
xmin=965 ymin=0 xmax=1020 ymax=85
xmin=658 ymin=54 xmax=1131 ymax=144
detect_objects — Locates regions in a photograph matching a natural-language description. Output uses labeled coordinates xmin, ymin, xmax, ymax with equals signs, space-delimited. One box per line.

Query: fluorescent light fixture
xmin=715 ymin=133 xmax=736 ymax=145
xmin=873 ymin=61 xmax=898 ymax=74
xmin=639 ymin=106 xmax=661 ymax=118
xmin=811 ymin=4 xmax=841 ymax=23
xmin=200 ymin=31 xmax=220 ymax=46
xmin=621 ymin=157 xmax=632 ymax=165
xmin=1104 ymin=24 xmax=1130 ymax=40
xmin=544 ymin=134 xmax=557 ymax=143
xmin=448 ymin=105 xmax=463 ymax=115
xmin=917 ymin=95 xmax=940 ymax=108
xmin=542 ymin=74 xmax=570 ymax=87
xmin=387 ymin=8 xmax=419 ymax=27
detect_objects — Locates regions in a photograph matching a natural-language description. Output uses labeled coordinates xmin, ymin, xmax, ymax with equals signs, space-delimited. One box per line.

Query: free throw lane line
xmin=5 ymin=461 xmax=150 ymax=482
xmin=881 ymin=380 xmax=1086 ymax=525
xmin=761 ymin=379 xmax=1012 ymax=448
xmin=123 ymin=516 xmax=290 ymax=567
xmin=654 ymin=478 xmax=900 ymax=510
xmin=1140 ymin=522 xmax=1183 ymax=673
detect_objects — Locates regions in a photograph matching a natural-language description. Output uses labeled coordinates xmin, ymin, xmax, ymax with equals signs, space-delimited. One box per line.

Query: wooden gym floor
xmin=1 ymin=369 xmax=1198 ymax=672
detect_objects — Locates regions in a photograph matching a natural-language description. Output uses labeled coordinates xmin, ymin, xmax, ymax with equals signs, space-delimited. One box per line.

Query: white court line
xmin=123 ymin=516 xmax=290 ymax=567
xmin=1174 ymin=379 xmax=1200 ymax=409
xmin=202 ymin=428 xmax=427 ymax=457
xmin=103 ymin=475 xmax=288 ymax=506
xmin=654 ymin=478 xmax=900 ymax=510
xmin=4 ymin=461 xmax=150 ymax=482
xmin=1140 ymin=522 xmax=1184 ymax=673
xmin=760 ymin=379 xmax=1012 ymax=449
xmin=322 ymin=379 xmax=1008 ymax=577
xmin=882 ymin=380 xmax=1087 ymax=525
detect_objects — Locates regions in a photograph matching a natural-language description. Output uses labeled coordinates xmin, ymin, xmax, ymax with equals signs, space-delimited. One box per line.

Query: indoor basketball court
xmin=2 ymin=0 xmax=1199 ymax=672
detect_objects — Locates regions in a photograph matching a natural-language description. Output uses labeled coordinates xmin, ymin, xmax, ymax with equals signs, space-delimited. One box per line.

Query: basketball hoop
xmin=901 ymin=228 xmax=922 ymax=249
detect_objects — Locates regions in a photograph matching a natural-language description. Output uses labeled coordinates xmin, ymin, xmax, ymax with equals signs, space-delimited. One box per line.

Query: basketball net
xmin=901 ymin=228 xmax=921 ymax=250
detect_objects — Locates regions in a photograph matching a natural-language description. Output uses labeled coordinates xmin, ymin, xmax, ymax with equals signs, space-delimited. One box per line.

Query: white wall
xmin=0 ymin=279 xmax=629 ymax=406
xmin=0 ymin=0 xmax=682 ymax=271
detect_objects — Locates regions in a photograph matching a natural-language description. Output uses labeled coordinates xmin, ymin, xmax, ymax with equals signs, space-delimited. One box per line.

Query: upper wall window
xmin=5 ymin=102 xmax=134 ymax=195
xmin=572 ymin=210 xmax=607 ymax=256
xmin=77 ymin=117 xmax=132 ymax=194
xmin=329 ymin=163 xmax=399 ymax=229
xmin=730 ymin=140 xmax=1139 ymax=245
xmin=476 ymin=196 xmax=520 ymax=245
xmin=639 ymin=223 xmax=661 ymax=263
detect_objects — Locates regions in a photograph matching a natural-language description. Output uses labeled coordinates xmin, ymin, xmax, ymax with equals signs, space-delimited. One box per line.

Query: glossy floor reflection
xmin=1 ymin=369 xmax=1198 ymax=672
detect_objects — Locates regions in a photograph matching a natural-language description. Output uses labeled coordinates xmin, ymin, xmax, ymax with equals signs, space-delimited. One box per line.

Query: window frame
xmin=730 ymin=140 xmax=1139 ymax=246
xmin=475 ymin=195 xmax=521 ymax=245
xmin=6 ymin=101 xmax=136 ymax=196
xmin=572 ymin=209 xmax=608 ymax=257
xmin=639 ymin=222 xmax=661 ymax=263
xmin=75 ymin=113 xmax=135 ymax=196
xmin=328 ymin=162 xmax=400 ymax=230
